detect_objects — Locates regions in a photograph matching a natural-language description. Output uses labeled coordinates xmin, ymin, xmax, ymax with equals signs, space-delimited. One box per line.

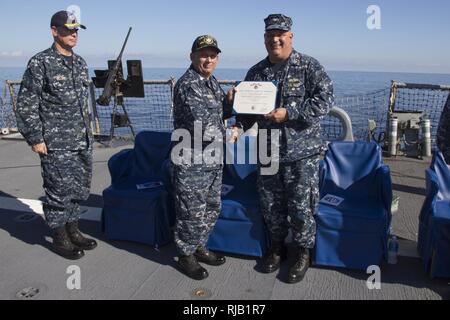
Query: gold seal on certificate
xmin=233 ymin=81 xmax=277 ymax=115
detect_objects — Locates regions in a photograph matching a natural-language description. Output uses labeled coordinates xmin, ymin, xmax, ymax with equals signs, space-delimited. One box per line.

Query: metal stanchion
xmin=421 ymin=117 xmax=432 ymax=157
xmin=388 ymin=117 xmax=398 ymax=156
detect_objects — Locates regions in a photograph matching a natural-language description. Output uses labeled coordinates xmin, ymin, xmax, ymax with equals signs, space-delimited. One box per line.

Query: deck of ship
xmin=0 ymin=137 xmax=449 ymax=300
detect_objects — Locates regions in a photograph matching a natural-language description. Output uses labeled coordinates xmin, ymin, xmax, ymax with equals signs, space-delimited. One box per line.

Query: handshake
xmin=227 ymin=125 xmax=244 ymax=143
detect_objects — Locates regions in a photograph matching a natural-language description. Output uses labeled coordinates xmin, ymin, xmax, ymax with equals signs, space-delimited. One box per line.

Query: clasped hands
xmin=32 ymin=142 xmax=48 ymax=155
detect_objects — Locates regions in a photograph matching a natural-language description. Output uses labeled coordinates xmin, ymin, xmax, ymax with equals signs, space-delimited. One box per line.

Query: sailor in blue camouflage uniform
xmin=172 ymin=35 xmax=233 ymax=280
xmin=234 ymin=14 xmax=334 ymax=283
xmin=15 ymin=11 xmax=97 ymax=260
xmin=437 ymin=94 xmax=450 ymax=164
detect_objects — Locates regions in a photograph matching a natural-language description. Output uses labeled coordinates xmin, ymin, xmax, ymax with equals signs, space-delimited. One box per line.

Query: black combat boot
xmin=194 ymin=246 xmax=226 ymax=266
xmin=66 ymin=220 xmax=97 ymax=250
xmin=287 ymin=247 xmax=310 ymax=284
xmin=260 ymin=240 xmax=287 ymax=273
xmin=52 ymin=226 xmax=85 ymax=260
xmin=177 ymin=254 xmax=209 ymax=280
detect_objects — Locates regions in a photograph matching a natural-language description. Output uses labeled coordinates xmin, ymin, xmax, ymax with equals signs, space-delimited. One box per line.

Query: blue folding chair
xmin=102 ymin=131 xmax=175 ymax=246
xmin=418 ymin=151 xmax=450 ymax=278
xmin=314 ymin=141 xmax=392 ymax=270
xmin=207 ymin=163 xmax=270 ymax=257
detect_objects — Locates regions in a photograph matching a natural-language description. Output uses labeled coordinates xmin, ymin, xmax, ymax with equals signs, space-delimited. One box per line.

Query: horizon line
xmin=1 ymin=66 xmax=450 ymax=77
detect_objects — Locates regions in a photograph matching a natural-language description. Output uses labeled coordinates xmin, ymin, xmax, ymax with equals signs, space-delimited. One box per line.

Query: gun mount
xmin=91 ymin=27 xmax=145 ymax=143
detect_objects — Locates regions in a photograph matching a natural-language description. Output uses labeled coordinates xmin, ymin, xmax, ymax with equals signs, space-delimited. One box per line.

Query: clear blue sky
xmin=1 ymin=0 xmax=449 ymax=73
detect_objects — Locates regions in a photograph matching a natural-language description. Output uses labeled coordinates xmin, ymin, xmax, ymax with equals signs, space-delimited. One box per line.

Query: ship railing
xmin=1 ymin=78 xmax=355 ymax=142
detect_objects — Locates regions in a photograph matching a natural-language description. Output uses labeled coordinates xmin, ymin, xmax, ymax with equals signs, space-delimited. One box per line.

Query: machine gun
xmin=92 ymin=27 xmax=145 ymax=143
xmin=96 ymin=27 xmax=132 ymax=106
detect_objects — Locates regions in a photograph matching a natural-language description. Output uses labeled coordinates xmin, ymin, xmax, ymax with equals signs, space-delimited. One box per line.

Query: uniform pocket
xmin=46 ymin=74 xmax=78 ymax=106
xmin=48 ymin=72 xmax=71 ymax=90
xmin=283 ymin=86 xmax=305 ymax=102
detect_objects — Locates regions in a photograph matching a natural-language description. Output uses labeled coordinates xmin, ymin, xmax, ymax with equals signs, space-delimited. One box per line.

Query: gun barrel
xmin=117 ymin=27 xmax=132 ymax=61
xmin=96 ymin=27 xmax=133 ymax=106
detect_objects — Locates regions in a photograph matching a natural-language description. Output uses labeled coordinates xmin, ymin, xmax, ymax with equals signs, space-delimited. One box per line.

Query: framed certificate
xmin=232 ymin=81 xmax=277 ymax=115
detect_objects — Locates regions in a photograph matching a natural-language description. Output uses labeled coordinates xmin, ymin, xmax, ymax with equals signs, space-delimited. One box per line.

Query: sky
xmin=0 ymin=0 xmax=449 ymax=73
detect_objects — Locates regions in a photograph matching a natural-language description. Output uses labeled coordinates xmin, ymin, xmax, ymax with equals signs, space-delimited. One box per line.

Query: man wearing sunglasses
xmin=15 ymin=10 xmax=96 ymax=260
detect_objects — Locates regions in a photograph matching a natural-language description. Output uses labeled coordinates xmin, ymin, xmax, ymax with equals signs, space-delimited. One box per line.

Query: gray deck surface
xmin=0 ymin=138 xmax=449 ymax=300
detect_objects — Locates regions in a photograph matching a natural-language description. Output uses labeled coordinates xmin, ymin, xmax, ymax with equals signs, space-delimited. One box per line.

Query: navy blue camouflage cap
xmin=51 ymin=10 xmax=86 ymax=30
xmin=264 ymin=14 xmax=292 ymax=31
xmin=191 ymin=35 xmax=221 ymax=53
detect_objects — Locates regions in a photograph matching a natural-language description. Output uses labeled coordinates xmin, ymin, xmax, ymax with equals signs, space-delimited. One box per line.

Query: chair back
xmin=132 ymin=131 xmax=173 ymax=182
xmin=432 ymin=151 xmax=450 ymax=200
xmin=322 ymin=141 xmax=382 ymax=198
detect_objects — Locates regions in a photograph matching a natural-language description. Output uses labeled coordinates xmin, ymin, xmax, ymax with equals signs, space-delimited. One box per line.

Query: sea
xmin=2 ymin=67 xmax=450 ymax=96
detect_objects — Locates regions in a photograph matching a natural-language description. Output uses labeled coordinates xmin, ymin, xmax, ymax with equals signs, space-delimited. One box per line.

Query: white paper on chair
xmin=136 ymin=181 xmax=164 ymax=190
xmin=221 ymin=184 xmax=234 ymax=196
xmin=320 ymin=194 xmax=344 ymax=206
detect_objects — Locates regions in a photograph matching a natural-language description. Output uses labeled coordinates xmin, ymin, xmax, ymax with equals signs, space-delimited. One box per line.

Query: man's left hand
xmin=265 ymin=108 xmax=288 ymax=123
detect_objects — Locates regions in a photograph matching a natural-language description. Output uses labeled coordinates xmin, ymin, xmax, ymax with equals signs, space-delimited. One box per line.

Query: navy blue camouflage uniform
xmin=172 ymin=65 xmax=232 ymax=256
xmin=15 ymin=44 xmax=93 ymax=229
xmin=237 ymin=49 xmax=334 ymax=249
xmin=437 ymin=94 xmax=450 ymax=164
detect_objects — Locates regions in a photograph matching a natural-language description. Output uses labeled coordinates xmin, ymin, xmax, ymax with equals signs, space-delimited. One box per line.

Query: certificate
xmin=233 ymin=81 xmax=277 ymax=115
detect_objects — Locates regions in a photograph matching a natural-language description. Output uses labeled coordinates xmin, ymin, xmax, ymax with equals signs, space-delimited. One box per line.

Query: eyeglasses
xmin=54 ymin=26 xmax=79 ymax=35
